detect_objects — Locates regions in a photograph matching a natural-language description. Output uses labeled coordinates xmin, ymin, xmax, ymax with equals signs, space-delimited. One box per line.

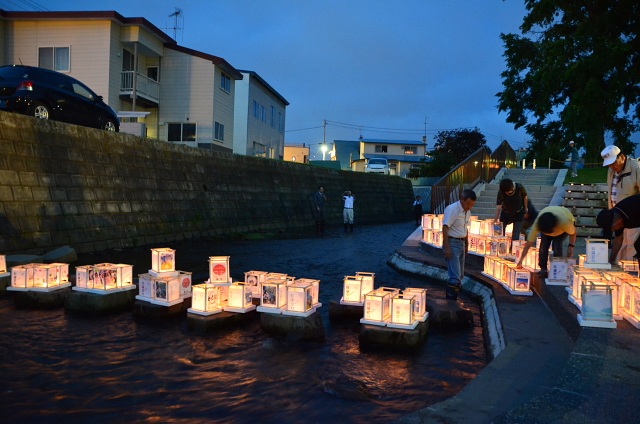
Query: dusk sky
xmin=1 ymin=0 xmax=532 ymax=159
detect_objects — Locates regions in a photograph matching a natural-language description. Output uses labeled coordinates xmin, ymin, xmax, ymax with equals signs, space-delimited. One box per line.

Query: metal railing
xmin=430 ymin=141 xmax=517 ymax=214
xmin=120 ymin=71 xmax=160 ymax=103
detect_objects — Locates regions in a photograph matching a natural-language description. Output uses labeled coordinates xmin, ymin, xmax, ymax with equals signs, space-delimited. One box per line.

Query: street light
xmin=321 ymin=143 xmax=328 ymax=161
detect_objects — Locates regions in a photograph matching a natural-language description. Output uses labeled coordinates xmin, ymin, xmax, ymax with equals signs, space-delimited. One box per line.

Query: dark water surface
xmin=0 ymin=223 xmax=486 ymax=423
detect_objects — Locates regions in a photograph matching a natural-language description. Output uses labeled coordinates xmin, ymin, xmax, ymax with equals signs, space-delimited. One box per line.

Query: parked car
xmin=0 ymin=65 xmax=119 ymax=131
xmin=365 ymin=157 xmax=390 ymax=174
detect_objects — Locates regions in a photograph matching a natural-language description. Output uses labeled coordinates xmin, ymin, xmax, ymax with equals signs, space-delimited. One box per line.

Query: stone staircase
xmin=473 ymin=168 xmax=562 ymax=220
xmin=562 ymin=183 xmax=608 ymax=238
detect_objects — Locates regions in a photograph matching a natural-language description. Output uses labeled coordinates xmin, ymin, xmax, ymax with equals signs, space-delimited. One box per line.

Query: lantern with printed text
xmin=0 ymin=255 xmax=6 ymax=274
xmin=360 ymin=288 xmax=393 ymax=326
xmin=225 ymin=282 xmax=256 ymax=312
xmin=468 ymin=235 xmax=478 ymax=252
xmin=422 ymin=214 xmax=435 ymax=229
xmin=496 ymin=237 xmax=510 ymax=258
xmin=33 ymin=264 xmax=60 ymax=288
xmin=475 ymin=236 xmax=487 ymax=255
xmin=258 ymin=278 xmax=287 ymax=312
xmin=283 ymin=281 xmax=315 ymax=316
xmin=619 ymin=279 xmax=640 ymax=328
xmin=584 ymin=239 xmax=610 ymax=268
xmin=547 ymin=258 xmax=572 ymax=285
xmin=245 ymin=270 xmax=269 ymax=298
xmin=92 ymin=263 xmax=119 ymax=290
xmin=75 ymin=265 xmax=93 ymax=289
xmin=294 ymin=278 xmax=321 ymax=307
xmin=138 ymin=273 xmax=154 ymax=298
xmin=209 ymin=256 xmax=231 ymax=283
xmin=10 ymin=264 xmax=39 ymax=290
xmin=189 ymin=283 xmax=223 ymax=315
xmin=388 ymin=293 xmax=417 ymax=329
xmin=511 ymin=240 xmax=525 ymax=261
xmin=49 ymin=263 xmax=70 ymax=283
xmin=152 ymin=276 xmax=181 ymax=305
xmin=507 ymin=266 xmax=531 ymax=292
xmin=355 ymin=272 xmax=375 ymax=298
xmin=151 ymin=248 xmax=175 ymax=275
xmin=404 ymin=287 xmax=428 ymax=321
xmin=342 ymin=275 xmax=365 ymax=304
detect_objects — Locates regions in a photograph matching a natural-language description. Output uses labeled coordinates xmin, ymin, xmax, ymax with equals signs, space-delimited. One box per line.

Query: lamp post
xmin=321 ymin=143 xmax=328 ymax=161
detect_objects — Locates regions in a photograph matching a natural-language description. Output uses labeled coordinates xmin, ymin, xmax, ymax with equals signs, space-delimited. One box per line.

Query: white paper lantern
xmin=579 ymin=281 xmax=615 ymax=327
xmin=284 ymin=281 xmax=315 ymax=315
xmin=355 ymin=272 xmax=375 ymax=298
xmin=618 ymin=260 xmax=639 ymax=273
xmin=10 ymin=264 xmax=39 ymax=289
xmin=151 ymin=248 xmax=176 ymax=273
xmin=361 ymin=289 xmax=392 ymax=325
xmin=469 ymin=220 xmax=481 ymax=235
xmin=0 ymin=255 xmax=6 ymax=273
xmin=404 ymin=287 xmax=428 ymax=321
xmin=49 ymin=263 xmax=70 ymax=283
xmin=178 ymin=271 xmax=192 ymax=298
xmin=225 ymin=282 xmax=255 ymax=312
xmin=389 ymin=293 xmax=416 ymax=328
xmin=245 ymin=270 xmax=269 ymax=298
xmin=208 ymin=256 xmax=231 ymax=283
xmin=585 ymin=239 xmax=610 ymax=268
xmin=189 ymin=283 xmax=223 ymax=315
xmin=342 ymin=275 xmax=364 ymax=304
xmin=152 ymin=277 xmax=181 ymax=305
xmin=138 ymin=273 xmax=154 ymax=298
xmin=75 ymin=265 xmax=93 ymax=289
xmin=258 ymin=279 xmax=287 ymax=312
xmin=33 ymin=264 xmax=60 ymax=288
xmin=92 ymin=264 xmax=119 ymax=290
xmin=294 ymin=278 xmax=320 ymax=306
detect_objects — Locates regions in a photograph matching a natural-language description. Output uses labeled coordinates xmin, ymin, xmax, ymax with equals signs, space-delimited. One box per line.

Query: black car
xmin=0 ymin=65 xmax=119 ymax=131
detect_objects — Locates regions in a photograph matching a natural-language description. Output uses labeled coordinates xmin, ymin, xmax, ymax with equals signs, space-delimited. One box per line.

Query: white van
xmin=365 ymin=158 xmax=390 ymax=175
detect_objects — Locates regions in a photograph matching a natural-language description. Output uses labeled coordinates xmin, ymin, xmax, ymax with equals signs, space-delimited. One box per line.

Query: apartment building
xmin=0 ymin=9 xmax=285 ymax=155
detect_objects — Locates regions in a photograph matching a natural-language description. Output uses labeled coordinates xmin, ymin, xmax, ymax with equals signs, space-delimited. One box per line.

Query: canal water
xmin=0 ymin=223 xmax=486 ymax=423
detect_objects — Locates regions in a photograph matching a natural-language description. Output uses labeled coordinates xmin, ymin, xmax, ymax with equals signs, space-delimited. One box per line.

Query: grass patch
xmin=563 ymin=167 xmax=607 ymax=185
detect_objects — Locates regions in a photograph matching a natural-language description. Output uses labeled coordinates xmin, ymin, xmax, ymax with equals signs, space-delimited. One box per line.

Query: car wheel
xmin=103 ymin=120 xmax=117 ymax=132
xmin=32 ymin=102 xmax=50 ymax=119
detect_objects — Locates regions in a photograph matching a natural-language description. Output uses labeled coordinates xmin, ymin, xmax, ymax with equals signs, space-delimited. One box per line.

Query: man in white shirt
xmin=342 ymin=190 xmax=355 ymax=233
xmin=442 ymin=189 xmax=477 ymax=300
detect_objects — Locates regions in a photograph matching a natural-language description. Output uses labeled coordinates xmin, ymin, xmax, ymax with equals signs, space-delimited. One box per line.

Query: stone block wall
xmin=0 ymin=111 xmax=415 ymax=254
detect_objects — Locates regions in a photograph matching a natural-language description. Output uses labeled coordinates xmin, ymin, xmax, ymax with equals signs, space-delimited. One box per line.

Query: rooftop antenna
xmin=167 ymin=8 xmax=184 ymax=42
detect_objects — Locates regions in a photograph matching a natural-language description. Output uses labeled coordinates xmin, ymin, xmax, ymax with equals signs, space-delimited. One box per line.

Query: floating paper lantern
xmin=75 ymin=265 xmax=93 ymax=289
xmin=152 ymin=276 xmax=181 ymax=305
xmin=283 ymin=281 xmax=315 ymax=316
xmin=225 ymin=282 xmax=255 ymax=312
xmin=342 ymin=275 xmax=365 ymax=304
xmin=245 ymin=270 xmax=269 ymax=298
xmin=0 ymin=255 xmax=6 ymax=273
xmin=355 ymin=272 xmax=375 ymax=298
xmin=404 ymin=287 xmax=427 ymax=321
xmin=361 ymin=289 xmax=392 ymax=325
xmin=294 ymin=278 xmax=320 ymax=306
xmin=151 ymin=248 xmax=175 ymax=274
xmin=178 ymin=271 xmax=192 ymax=298
xmin=189 ymin=283 xmax=223 ymax=315
xmin=33 ymin=264 xmax=60 ymax=288
xmin=388 ymin=293 xmax=417 ymax=328
xmin=208 ymin=256 xmax=230 ymax=283
xmin=10 ymin=264 xmax=39 ymax=289
xmin=92 ymin=264 xmax=119 ymax=290
xmin=258 ymin=279 xmax=287 ymax=312
xmin=138 ymin=273 xmax=154 ymax=298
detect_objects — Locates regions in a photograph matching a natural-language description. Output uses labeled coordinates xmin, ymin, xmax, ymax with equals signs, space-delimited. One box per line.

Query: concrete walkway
xmin=392 ymin=227 xmax=640 ymax=424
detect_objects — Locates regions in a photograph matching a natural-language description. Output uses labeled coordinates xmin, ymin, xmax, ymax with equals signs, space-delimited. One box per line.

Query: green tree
xmin=418 ymin=128 xmax=489 ymax=177
xmin=497 ymin=0 xmax=640 ymax=166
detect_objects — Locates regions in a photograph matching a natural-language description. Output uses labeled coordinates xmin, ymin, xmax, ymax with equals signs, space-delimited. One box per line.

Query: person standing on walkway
xmin=601 ymin=145 xmax=640 ymax=260
xmin=313 ymin=186 xmax=327 ymax=236
xmin=442 ymin=189 xmax=477 ymax=300
xmin=596 ymin=194 xmax=640 ymax=264
xmin=342 ymin=190 xmax=355 ymax=233
xmin=412 ymin=195 xmax=424 ymax=226
xmin=494 ymin=178 xmax=528 ymax=241
xmin=568 ymin=141 xmax=580 ymax=177
xmin=516 ymin=206 xmax=577 ymax=278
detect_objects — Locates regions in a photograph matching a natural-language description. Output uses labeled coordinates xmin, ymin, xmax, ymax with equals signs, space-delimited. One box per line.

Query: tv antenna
xmin=167 ymin=8 xmax=184 ymax=42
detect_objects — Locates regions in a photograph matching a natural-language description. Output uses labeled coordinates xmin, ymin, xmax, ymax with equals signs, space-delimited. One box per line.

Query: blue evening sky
xmin=1 ymin=0 xmax=534 ymax=158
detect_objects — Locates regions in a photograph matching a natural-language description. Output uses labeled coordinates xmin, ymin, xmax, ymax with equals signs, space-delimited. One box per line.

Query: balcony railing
xmin=120 ymin=71 xmax=160 ymax=103
xmin=430 ymin=141 xmax=517 ymax=214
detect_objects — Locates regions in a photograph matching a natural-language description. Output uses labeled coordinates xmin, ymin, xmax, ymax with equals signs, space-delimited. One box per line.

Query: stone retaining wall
xmin=0 ymin=111 xmax=414 ymax=254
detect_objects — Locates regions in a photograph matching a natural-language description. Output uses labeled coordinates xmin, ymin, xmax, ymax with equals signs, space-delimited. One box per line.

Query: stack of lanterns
xmin=254 ymin=272 xmax=322 ymax=317
xmin=137 ymin=248 xmax=192 ymax=307
xmin=187 ymin=256 xmax=232 ymax=316
xmin=74 ymin=262 xmax=135 ymax=293
xmin=8 ymin=262 xmax=71 ymax=292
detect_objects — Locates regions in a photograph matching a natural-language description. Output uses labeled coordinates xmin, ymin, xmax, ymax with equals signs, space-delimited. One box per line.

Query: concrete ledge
xmin=260 ymin=310 xmax=325 ymax=341
xmin=65 ymin=288 xmax=137 ymax=316
xmin=11 ymin=287 xmax=71 ymax=309
xmin=359 ymin=320 xmax=428 ymax=350
xmin=328 ymin=300 xmax=363 ymax=322
xmin=187 ymin=310 xmax=259 ymax=333
xmin=133 ymin=299 xmax=188 ymax=319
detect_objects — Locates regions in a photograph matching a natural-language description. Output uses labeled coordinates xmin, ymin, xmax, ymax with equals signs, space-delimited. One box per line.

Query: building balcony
xmin=120 ymin=71 xmax=160 ymax=107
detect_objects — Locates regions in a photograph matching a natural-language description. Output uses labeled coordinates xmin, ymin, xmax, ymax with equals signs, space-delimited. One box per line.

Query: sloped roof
xmin=237 ymin=70 xmax=289 ymax=105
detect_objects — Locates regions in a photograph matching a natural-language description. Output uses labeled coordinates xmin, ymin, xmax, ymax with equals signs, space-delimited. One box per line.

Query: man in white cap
xmin=601 ymin=144 xmax=640 ymax=260
xmin=568 ymin=141 xmax=579 ymax=177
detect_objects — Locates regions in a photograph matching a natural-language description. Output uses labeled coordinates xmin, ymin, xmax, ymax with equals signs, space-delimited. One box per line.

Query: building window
xmin=253 ymin=141 xmax=267 ymax=157
xmin=147 ymin=66 xmax=159 ymax=82
xmin=253 ymin=100 xmax=260 ymax=119
xmin=375 ymin=145 xmax=388 ymax=153
xmin=122 ymin=49 xmax=135 ymax=71
xmin=220 ymin=72 xmax=231 ymax=93
xmin=270 ymin=106 xmax=276 ymax=127
xmin=404 ymin=146 xmax=417 ymax=154
xmin=38 ymin=47 xmax=70 ymax=72
xmin=278 ymin=112 xmax=283 ymax=132
xmin=214 ymin=122 xmax=225 ymax=141
xmin=261 ymin=105 xmax=266 ymax=122
xmin=168 ymin=123 xmax=197 ymax=142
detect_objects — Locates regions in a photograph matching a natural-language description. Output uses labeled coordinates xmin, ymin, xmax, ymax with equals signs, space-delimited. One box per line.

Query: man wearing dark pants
xmin=596 ymin=194 xmax=640 ymax=264
xmin=442 ymin=189 xmax=477 ymax=300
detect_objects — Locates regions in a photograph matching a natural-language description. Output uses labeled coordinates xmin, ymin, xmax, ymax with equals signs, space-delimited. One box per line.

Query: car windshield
xmin=368 ymin=159 xmax=387 ymax=165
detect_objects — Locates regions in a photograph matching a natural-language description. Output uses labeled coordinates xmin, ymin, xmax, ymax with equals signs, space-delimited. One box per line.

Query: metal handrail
xmin=120 ymin=71 xmax=160 ymax=102
xmin=430 ymin=141 xmax=517 ymax=214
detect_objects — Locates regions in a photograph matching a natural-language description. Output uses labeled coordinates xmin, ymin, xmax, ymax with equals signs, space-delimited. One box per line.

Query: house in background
xmin=330 ymin=138 xmax=428 ymax=176
xmin=283 ymin=144 xmax=310 ymax=164
xmin=0 ymin=9 xmax=285 ymax=156
xmin=234 ymin=70 xmax=288 ymax=159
